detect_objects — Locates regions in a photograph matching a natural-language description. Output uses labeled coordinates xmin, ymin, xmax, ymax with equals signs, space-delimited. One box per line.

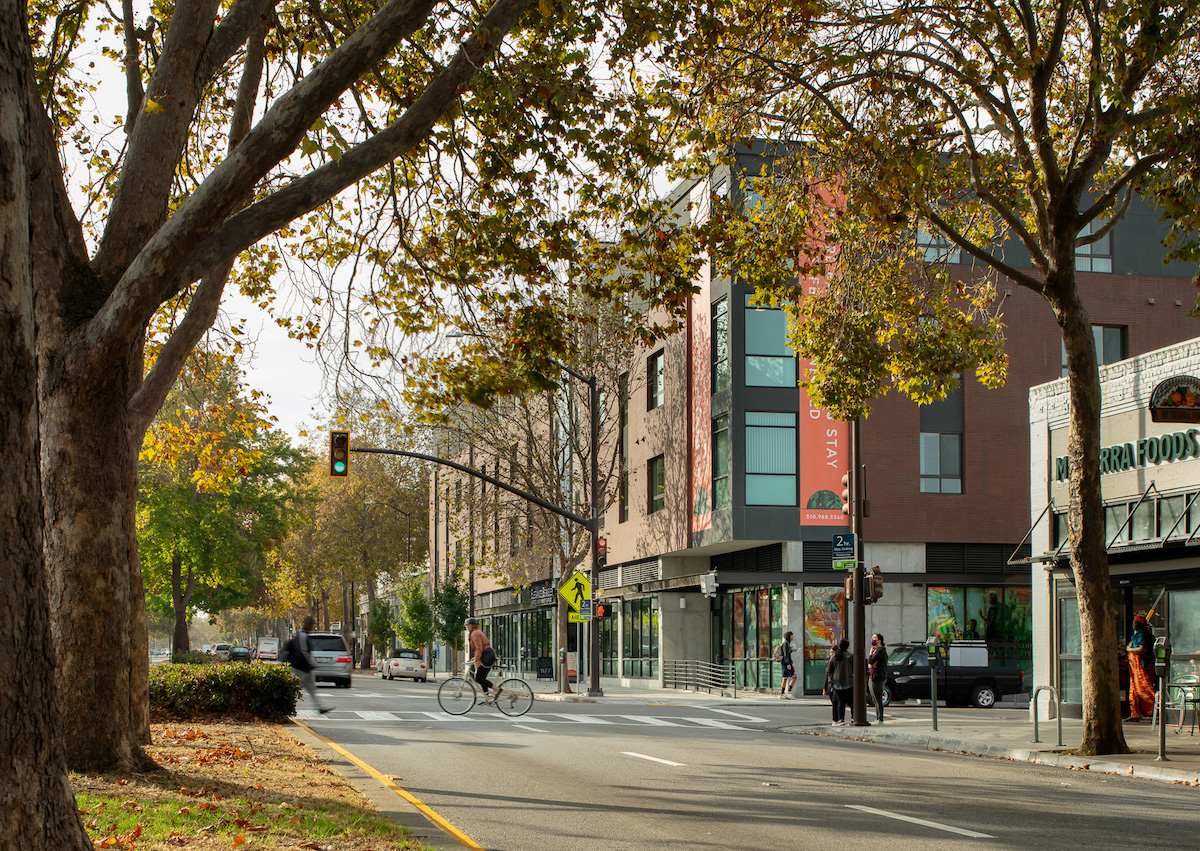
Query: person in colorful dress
xmin=1124 ymin=613 xmax=1157 ymax=722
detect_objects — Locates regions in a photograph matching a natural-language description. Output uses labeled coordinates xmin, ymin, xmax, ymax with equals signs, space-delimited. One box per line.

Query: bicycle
xmin=437 ymin=663 xmax=535 ymax=717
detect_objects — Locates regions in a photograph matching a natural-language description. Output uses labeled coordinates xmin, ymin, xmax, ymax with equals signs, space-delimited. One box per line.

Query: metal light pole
xmin=850 ymin=417 xmax=869 ymax=727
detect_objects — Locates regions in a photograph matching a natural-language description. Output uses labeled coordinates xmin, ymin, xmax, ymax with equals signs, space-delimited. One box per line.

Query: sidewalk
xmin=534 ymin=681 xmax=1200 ymax=786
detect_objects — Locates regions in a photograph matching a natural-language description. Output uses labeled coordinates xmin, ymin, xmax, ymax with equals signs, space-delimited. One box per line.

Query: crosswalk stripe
xmin=550 ymin=713 xmax=616 ymax=724
xmin=354 ymin=711 xmax=399 ymax=720
xmin=688 ymin=718 xmax=746 ymax=730
xmin=617 ymin=714 xmax=682 ymax=727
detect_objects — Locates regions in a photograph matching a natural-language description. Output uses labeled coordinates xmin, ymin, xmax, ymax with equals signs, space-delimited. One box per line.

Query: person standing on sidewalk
xmin=291 ymin=616 xmax=332 ymax=715
xmin=778 ymin=631 xmax=797 ymax=699
xmin=825 ymin=639 xmax=853 ymax=725
xmin=1124 ymin=613 xmax=1156 ymax=722
xmin=867 ymin=633 xmax=889 ymax=723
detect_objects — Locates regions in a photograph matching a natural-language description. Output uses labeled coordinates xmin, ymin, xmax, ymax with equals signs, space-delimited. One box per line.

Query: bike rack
xmin=1032 ymin=685 xmax=1062 ymax=747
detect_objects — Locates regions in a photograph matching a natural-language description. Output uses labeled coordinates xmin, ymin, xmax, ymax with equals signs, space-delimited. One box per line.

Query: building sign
xmin=1055 ymin=428 xmax=1200 ymax=480
xmin=1150 ymin=375 xmax=1200 ymax=423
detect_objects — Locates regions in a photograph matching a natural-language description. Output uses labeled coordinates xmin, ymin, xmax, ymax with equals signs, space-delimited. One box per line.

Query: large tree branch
xmin=85 ymin=0 xmax=446 ymax=362
xmin=196 ymin=0 xmax=280 ymax=87
xmin=121 ymin=0 xmax=144 ymax=132
xmin=94 ymin=0 xmax=226 ymax=279
xmin=130 ymin=19 xmax=270 ymax=434
xmin=172 ymin=0 xmax=536 ymax=293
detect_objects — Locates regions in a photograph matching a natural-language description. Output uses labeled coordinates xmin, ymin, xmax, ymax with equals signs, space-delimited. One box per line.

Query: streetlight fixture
xmin=448 ymin=332 xmax=604 ymax=697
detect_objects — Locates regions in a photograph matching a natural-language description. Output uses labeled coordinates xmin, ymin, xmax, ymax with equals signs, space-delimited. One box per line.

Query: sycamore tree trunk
xmin=40 ymin=336 xmax=158 ymax=770
xmin=1049 ymin=271 xmax=1129 ymax=756
xmin=0 ymin=2 xmax=92 ymax=841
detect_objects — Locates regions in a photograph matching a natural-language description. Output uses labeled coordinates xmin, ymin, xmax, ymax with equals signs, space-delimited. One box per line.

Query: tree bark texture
xmin=1049 ymin=271 xmax=1130 ymax=756
xmin=0 ymin=0 xmax=92 ymax=841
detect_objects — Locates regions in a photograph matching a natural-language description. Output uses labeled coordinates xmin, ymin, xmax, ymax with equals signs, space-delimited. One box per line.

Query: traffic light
xmin=841 ymin=471 xmax=852 ymax=516
xmin=861 ymin=571 xmax=873 ymax=605
xmin=869 ymin=565 xmax=884 ymax=603
xmin=843 ymin=573 xmax=855 ymax=602
xmin=330 ymin=431 xmax=350 ymax=477
xmin=594 ymin=600 xmax=614 ymax=618
xmin=597 ymin=536 xmax=607 ymax=568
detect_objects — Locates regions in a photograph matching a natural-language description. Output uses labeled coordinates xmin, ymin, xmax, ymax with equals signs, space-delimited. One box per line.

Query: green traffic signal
xmin=330 ymin=431 xmax=350 ymax=477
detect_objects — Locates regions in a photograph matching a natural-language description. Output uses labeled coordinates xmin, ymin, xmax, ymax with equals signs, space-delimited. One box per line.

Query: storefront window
xmin=803 ymin=586 xmax=844 ymax=692
xmin=622 ymin=597 xmax=658 ymax=678
xmin=1058 ymin=596 xmax=1082 ymax=704
xmin=1161 ymin=495 xmax=1189 ymax=538
xmin=717 ymin=587 xmax=786 ymax=688
xmin=1105 ymin=504 xmax=1128 ymax=544
xmin=927 ymin=586 xmax=1032 ymax=674
xmin=1131 ymin=501 xmax=1155 ymax=541
xmin=1169 ymin=590 xmax=1200 ymax=676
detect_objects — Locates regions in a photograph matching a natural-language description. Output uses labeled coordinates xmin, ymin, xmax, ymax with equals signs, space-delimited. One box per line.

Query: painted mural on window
xmin=927 ymin=586 xmax=1033 ymax=672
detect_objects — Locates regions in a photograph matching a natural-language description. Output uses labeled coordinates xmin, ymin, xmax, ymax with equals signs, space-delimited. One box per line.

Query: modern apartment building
xmin=430 ymin=153 xmax=1198 ymax=693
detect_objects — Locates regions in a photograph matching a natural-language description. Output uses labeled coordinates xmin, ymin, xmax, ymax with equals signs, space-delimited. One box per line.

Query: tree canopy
xmin=662 ymin=0 xmax=1200 ymax=754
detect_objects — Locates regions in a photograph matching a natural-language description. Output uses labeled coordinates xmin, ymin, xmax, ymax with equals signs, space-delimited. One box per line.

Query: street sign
xmin=833 ymin=559 xmax=857 ymax=571
xmin=570 ymin=598 xmax=593 ymax=623
xmin=832 ymin=532 xmax=856 ymax=560
xmin=559 ymin=570 xmax=592 ymax=613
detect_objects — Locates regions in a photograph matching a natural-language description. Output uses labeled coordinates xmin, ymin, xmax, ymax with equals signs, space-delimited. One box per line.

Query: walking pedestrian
xmin=291 ymin=616 xmax=332 ymax=715
xmin=825 ymin=639 xmax=853 ymax=725
xmin=868 ymin=633 xmax=889 ymax=723
xmin=778 ymin=631 xmax=797 ymax=699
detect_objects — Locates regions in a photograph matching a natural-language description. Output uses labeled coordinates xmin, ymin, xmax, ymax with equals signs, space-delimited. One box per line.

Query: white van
xmin=257 ymin=636 xmax=280 ymax=662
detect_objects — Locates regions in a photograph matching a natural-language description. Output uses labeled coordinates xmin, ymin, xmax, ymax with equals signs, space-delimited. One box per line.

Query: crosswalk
xmin=294 ymin=708 xmax=770 ymax=731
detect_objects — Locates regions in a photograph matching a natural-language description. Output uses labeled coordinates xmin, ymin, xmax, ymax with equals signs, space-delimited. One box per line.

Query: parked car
xmin=380 ymin=649 xmax=430 ymax=682
xmin=880 ymin=642 xmax=1026 ymax=709
xmin=229 ymin=646 xmax=251 ymax=663
xmin=306 ymin=633 xmax=353 ymax=688
xmin=213 ymin=643 xmax=232 ymax=661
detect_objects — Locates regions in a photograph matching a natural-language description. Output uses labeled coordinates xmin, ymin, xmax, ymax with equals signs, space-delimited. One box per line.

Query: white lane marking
xmin=618 ymin=715 xmax=682 ymax=727
xmin=354 ymin=711 xmax=399 ymax=720
xmin=294 ymin=710 xmax=321 ymax=720
xmin=421 ymin=711 xmax=476 ymax=722
xmin=622 ymin=752 xmax=687 ymax=767
xmin=511 ymin=724 xmax=546 ymax=733
xmin=345 ymin=692 xmax=389 ymax=698
xmin=551 ymin=713 xmax=616 ymax=724
xmin=846 ymin=805 xmax=995 ymax=839
xmin=687 ymin=718 xmax=746 ymax=730
xmin=704 ymin=708 xmax=769 ymax=722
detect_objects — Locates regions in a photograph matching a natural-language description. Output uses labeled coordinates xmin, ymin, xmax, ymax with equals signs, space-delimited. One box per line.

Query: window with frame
xmin=647 ymin=350 xmax=664 ymax=410
xmin=918 ymin=227 xmax=962 ymax=264
xmin=745 ymin=412 xmax=797 ymax=506
xmin=712 ymin=298 xmax=730 ymax=393
xmin=919 ymin=382 xmax=963 ymax=493
xmin=744 ymin=296 xmax=797 ymax=387
xmin=712 ymin=415 xmax=730 ymax=509
xmin=1075 ymin=219 xmax=1112 ymax=272
xmin=648 ymin=455 xmax=666 ymax=513
xmin=1061 ymin=325 xmax=1125 ymax=377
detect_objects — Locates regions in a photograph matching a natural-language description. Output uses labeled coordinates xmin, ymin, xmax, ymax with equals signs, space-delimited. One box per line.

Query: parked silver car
xmin=380 ymin=648 xmax=430 ymax=682
xmin=306 ymin=633 xmax=353 ymax=688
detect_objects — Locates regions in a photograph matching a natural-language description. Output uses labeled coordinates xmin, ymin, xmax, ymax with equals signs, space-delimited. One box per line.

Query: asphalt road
xmin=297 ymin=676 xmax=1200 ymax=850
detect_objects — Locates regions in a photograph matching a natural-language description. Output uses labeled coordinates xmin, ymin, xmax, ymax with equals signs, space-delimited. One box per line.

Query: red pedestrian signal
xmin=330 ymin=431 xmax=350 ymax=477
xmin=594 ymin=601 xmax=614 ymax=618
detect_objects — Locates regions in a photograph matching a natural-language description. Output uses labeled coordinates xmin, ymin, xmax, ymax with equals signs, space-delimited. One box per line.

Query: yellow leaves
xmin=144 ymin=98 xmax=164 ymax=114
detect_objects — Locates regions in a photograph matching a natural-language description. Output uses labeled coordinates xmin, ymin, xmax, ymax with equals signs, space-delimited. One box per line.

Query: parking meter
xmin=1154 ymin=636 xmax=1171 ymax=678
xmin=926 ymin=637 xmax=941 ymax=731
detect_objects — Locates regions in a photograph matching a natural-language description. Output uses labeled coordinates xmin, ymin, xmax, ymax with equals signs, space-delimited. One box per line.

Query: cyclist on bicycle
xmin=466 ymin=617 xmax=502 ymax=703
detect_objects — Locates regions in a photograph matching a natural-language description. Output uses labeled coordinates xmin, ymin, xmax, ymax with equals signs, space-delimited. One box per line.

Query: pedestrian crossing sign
xmin=560 ymin=570 xmax=592 ymax=618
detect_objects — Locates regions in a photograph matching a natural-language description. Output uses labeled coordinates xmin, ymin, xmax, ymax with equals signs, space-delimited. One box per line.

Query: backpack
xmin=773 ymin=642 xmax=785 ymax=662
xmin=480 ymin=647 xmax=497 ymax=667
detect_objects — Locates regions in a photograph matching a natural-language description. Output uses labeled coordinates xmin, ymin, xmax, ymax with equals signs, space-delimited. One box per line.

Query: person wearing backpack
xmin=776 ymin=631 xmax=796 ymax=699
xmin=290 ymin=616 xmax=332 ymax=715
xmin=466 ymin=617 xmax=502 ymax=704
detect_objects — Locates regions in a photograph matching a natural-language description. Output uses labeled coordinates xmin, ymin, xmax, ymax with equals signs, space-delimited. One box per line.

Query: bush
xmin=171 ymin=650 xmax=220 ymax=665
xmin=150 ymin=663 xmax=300 ymax=722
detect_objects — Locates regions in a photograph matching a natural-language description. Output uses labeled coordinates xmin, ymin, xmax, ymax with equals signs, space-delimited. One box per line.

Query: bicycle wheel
xmin=437 ymin=676 xmax=478 ymax=715
xmin=495 ymin=678 xmax=534 ymax=717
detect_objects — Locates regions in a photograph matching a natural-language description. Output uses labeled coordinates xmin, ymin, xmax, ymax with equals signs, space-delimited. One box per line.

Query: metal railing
xmin=662 ymin=659 xmax=737 ymax=698
xmin=1032 ymin=685 xmax=1062 ymax=747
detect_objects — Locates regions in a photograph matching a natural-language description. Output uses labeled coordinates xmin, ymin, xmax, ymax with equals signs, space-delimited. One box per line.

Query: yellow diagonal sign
xmin=559 ymin=570 xmax=591 ymax=613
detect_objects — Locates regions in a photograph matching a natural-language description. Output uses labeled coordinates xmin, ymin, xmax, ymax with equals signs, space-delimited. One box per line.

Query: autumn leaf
xmin=233 ymin=835 xmax=246 ymax=847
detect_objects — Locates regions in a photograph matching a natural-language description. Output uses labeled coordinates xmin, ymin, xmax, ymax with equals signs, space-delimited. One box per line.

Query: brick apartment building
xmin=430 ymin=154 xmax=1198 ymax=694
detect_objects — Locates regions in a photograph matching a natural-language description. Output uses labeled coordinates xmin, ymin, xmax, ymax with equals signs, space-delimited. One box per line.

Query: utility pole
xmin=850 ymin=418 xmax=869 ymax=727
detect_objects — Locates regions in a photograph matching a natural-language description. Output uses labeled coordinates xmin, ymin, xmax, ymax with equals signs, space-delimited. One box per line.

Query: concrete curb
xmin=802 ymin=725 xmax=1200 ymax=786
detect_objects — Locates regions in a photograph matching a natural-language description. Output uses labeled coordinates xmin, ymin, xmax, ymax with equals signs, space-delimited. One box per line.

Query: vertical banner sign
xmin=796 ymin=274 xmax=849 ymax=526
xmin=690 ymin=179 xmax=714 ymax=534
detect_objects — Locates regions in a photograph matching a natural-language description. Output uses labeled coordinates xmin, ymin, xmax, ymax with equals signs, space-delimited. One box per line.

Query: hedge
xmin=150 ymin=662 xmax=300 ymax=722
xmin=170 ymin=650 xmax=221 ymax=665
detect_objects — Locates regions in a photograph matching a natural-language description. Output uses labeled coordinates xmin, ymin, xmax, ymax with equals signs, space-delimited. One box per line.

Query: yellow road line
xmin=292 ymin=719 xmax=484 ymax=850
